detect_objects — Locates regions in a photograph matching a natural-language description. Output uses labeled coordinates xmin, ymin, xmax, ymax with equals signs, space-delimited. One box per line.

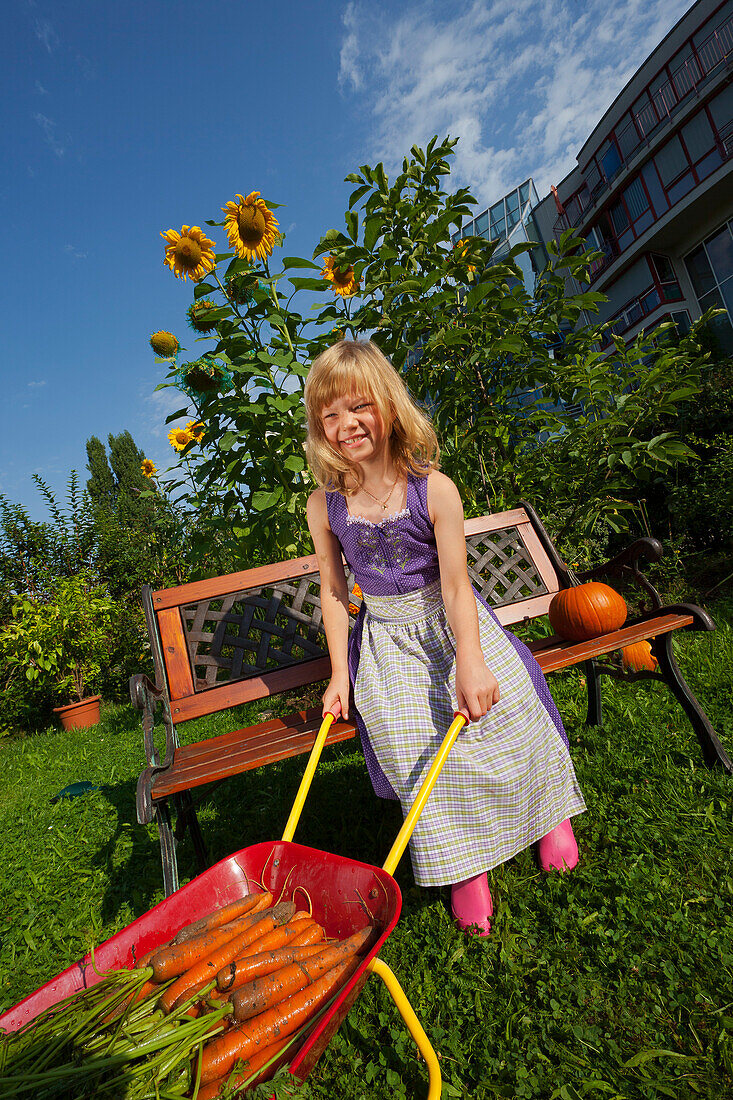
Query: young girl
xmin=305 ymin=340 xmax=585 ymax=935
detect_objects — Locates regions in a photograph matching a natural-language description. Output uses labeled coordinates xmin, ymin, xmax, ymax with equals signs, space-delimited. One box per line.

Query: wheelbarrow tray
xmin=0 ymin=840 xmax=400 ymax=1083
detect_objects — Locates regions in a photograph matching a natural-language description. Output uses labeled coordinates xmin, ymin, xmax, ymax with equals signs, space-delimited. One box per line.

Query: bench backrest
xmin=147 ymin=507 xmax=560 ymax=724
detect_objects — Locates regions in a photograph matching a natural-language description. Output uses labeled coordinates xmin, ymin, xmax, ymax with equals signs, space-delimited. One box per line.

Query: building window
xmin=600 ymin=272 xmax=683 ymax=348
xmin=685 ymin=220 xmax=733 ymax=355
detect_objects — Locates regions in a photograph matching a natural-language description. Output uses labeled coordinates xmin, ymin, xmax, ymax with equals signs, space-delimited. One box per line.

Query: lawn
xmin=1 ymin=603 xmax=732 ymax=1099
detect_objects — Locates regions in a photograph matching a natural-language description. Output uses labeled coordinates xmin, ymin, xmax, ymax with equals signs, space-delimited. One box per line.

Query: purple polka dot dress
xmin=326 ymin=472 xmax=585 ymax=887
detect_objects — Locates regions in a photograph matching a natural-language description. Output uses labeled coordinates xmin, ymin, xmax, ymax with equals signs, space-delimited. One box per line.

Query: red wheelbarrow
xmin=0 ymin=713 xmax=468 ymax=1098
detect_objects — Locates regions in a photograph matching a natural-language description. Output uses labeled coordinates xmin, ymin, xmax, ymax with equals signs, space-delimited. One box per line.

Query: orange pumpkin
xmin=621 ymin=640 xmax=657 ymax=671
xmin=549 ymin=582 xmax=627 ymax=642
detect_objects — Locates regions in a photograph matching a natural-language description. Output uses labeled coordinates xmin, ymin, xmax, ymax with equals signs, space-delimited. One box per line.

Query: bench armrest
xmin=578 ymin=538 xmax=665 ymax=611
xmin=129 ymin=673 xmax=176 ymax=771
xmin=628 ymin=602 xmax=716 ymax=633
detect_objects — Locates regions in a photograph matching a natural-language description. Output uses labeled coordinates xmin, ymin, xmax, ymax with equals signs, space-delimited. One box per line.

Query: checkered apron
xmin=355 ymin=579 xmax=586 ymax=886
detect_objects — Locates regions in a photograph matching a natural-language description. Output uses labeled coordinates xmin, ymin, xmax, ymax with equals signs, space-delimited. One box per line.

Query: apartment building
xmin=529 ymin=0 xmax=733 ymax=353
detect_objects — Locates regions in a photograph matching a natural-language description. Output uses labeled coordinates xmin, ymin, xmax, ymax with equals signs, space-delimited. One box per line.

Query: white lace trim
xmin=345 ymin=507 xmax=411 ymax=528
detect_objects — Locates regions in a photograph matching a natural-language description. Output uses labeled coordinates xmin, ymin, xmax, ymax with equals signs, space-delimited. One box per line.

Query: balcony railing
xmin=599 ymin=279 xmax=684 ymax=347
xmin=554 ymin=11 xmax=733 ymax=237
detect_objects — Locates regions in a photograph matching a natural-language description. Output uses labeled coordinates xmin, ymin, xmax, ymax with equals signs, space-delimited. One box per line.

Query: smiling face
xmin=320 ymin=393 xmax=388 ymax=464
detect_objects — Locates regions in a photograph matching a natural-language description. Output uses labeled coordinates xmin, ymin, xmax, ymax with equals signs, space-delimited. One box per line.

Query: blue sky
xmin=4 ymin=0 xmax=692 ymax=519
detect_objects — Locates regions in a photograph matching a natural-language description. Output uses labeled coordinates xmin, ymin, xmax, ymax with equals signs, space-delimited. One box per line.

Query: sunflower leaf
xmin=165 ymin=409 xmax=190 ymax=425
xmin=225 ymin=257 xmax=253 ymax=277
xmin=288 ymin=277 xmax=328 ymax=292
xmin=282 ymin=257 xmax=321 ymax=270
xmin=194 ymin=282 xmax=217 ymax=299
xmin=205 ymin=220 xmax=224 ymax=227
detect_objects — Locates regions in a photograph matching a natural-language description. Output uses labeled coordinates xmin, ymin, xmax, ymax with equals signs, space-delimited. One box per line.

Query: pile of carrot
xmin=0 ymin=888 xmax=373 ymax=1100
xmin=138 ymin=888 xmax=373 ymax=1097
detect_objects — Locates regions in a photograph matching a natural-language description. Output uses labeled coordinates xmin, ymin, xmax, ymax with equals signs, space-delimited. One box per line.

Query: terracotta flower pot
xmin=53 ymin=695 xmax=102 ymax=731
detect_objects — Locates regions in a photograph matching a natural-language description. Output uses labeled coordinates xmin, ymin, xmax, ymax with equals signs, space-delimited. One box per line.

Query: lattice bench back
xmin=148 ymin=507 xmax=559 ymax=725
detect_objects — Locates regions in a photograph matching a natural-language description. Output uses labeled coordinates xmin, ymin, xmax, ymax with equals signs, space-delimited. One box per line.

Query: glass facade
xmin=454 ymin=179 xmax=541 ymax=292
xmin=685 ymin=218 xmax=733 ymax=354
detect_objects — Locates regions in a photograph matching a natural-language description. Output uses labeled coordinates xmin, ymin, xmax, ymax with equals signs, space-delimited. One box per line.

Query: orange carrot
xmin=291 ymin=921 xmax=324 ymax=946
xmin=172 ymin=890 xmax=271 ymax=944
xmin=290 ymin=910 xmax=312 ymax=922
xmin=231 ymin=928 xmax=371 ymax=1021
xmin=150 ymin=903 xmax=274 ymax=983
xmin=194 ymin=1033 xmax=291 ymax=1100
xmin=237 ymin=920 xmax=308 ymax=959
xmin=198 ymin=957 xmax=360 ymax=1085
xmin=162 ymin=901 xmax=295 ymax=1013
xmin=133 ymin=947 xmax=157 ymax=970
xmin=216 ymin=943 xmax=324 ymax=992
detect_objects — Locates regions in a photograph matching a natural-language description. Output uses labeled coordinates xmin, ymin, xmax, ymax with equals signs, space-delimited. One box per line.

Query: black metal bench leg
xmin=174 ymin=791 xmax=209 ymax=876
xmin=583 ymin=659 xmax=603 ymax=727
xmin=156 ymin=801 xmax=179 ymax=897
xmin=653 ymin=634 xmax=732 ymax=773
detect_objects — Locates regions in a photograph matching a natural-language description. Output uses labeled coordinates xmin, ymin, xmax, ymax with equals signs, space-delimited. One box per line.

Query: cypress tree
xmin=85 ymin=436 xmax=116 ymax=512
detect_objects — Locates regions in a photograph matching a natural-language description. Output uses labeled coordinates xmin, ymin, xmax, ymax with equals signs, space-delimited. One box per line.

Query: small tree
xmin=150 ymin=137 xmax=703 ymax=561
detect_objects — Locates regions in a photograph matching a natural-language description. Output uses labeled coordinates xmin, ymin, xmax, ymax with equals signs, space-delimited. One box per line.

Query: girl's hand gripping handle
xmin=382 ymin=713 xmax=468 ymax=876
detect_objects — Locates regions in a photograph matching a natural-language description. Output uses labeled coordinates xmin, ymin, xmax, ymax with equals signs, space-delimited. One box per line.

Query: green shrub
xmin=0 ymin=574 xmax=116 ymax=731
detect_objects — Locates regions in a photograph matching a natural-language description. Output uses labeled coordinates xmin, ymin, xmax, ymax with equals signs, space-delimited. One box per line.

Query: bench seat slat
xmin=530 ymin=613 xmax=693 ymax=672
xmin=151 ymin=712 xmax=356 ymax=800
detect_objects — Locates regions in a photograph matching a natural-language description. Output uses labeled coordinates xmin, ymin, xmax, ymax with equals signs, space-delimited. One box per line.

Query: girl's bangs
xmin=313 ymin=357 xmax=375 ymax=411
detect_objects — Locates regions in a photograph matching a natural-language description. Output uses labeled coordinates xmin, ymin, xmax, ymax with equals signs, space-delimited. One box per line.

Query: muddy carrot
xmin=162 ymin=902 xmax=296 ymax=1013
xmin=133 ymin=947 xmax=157 ymax=970
xmin=195 ymin=1034 xmax=291 ymax=1100
xmin=151 ymin=905 xmax=275 ymax=983
xmin=239 ymin=920 xmax=310 ymax=958
xmin=231 ymin=929 xmax=371 ymax=1021
xmin=217 ymin=943 xmax=325 ymax=992
xmin=172 ymin=891 xmax=271 ymax=944
xmin=198 ymin=957 xmax=360 ymax=1085
xmin=291 ymin=921 xmax=325 ymax=946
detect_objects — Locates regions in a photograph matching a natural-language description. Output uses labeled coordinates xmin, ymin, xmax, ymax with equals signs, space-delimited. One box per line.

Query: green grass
xmin=1 ymin=605 xmax=732 ymax=1099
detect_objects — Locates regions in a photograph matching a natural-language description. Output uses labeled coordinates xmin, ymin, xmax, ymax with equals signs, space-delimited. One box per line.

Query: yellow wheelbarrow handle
xmin=382 ymin=712 xmax=467 ymax=876
xmin=281 ymin=712 xmax=336 ymax=843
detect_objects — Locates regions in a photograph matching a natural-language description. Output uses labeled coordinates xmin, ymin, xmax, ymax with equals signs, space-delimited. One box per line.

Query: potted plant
xmin=0 ymin=573 xmax=115 ymax=730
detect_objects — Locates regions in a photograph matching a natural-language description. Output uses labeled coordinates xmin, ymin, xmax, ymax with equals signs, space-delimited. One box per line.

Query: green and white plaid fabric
xmin=355 ymin=580 xmax=586 ymax=886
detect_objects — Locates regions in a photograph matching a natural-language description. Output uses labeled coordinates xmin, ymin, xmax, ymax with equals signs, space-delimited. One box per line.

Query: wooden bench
xmin=132 ymin=500 xmax=731 ymax=895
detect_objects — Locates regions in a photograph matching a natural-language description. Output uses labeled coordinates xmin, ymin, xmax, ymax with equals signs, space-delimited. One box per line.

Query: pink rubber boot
xmin=450 ymin=872 xmax=493 ymax=936
xmin=536 ymin=818 xmax=579 ymax=872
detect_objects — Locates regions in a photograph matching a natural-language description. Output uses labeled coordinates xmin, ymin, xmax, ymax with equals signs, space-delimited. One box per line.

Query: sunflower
xmin=187 ymin=300 xmax=218 ymax=334
xmin=225 ymin=272 xmax=256 ymax=305
xmin=322 ymin=256 xmax=359 ymax=298
xmin=168 ymin=425 xmax=193 ymax=452
xmin=222 ymin=192 xmax=280 ymax=263
xmin=185 ymin=419 xmax=206 ymax=442
xmin=454 ymin=237 xmax=477 ymax=274
xmin=140 ymin=458 xmax=157 ymax=478
xmin=160 ymin=225 xmax=216 ymax=282
xmin=181 ymin=360 xmax=226 ymax=394
xmin=149 ymin=330 xmax=179 ymax=357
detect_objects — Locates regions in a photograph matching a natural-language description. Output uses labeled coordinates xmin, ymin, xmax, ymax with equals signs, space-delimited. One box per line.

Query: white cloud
xmin=27 ymin=380 xmax=47 ymax=388
xmin=33 ymin=17 xmax=58 ymax=53
xmin=339 ymin=0 xmax=694 ymax=205
xmin=33 ymin=112 xmax=66 ymax=158
xmin=339 ymin=2 xmax=363 ymax=91
xmin=35 ymin=80 xmax=48 ymax=94
xmin=144 ymin=383 xmax=192 ymax=434
xmin=65 ymin=243 xmax=87 ymax=260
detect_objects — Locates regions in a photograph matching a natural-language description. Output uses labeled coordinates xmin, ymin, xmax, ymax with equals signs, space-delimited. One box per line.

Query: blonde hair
xmin=304 ymin=340 xmax=439 ymax=493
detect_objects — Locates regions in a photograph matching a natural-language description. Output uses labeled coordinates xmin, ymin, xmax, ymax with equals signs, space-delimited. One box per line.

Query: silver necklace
xmin=360 ymin=477 xmax=399 ymax=511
